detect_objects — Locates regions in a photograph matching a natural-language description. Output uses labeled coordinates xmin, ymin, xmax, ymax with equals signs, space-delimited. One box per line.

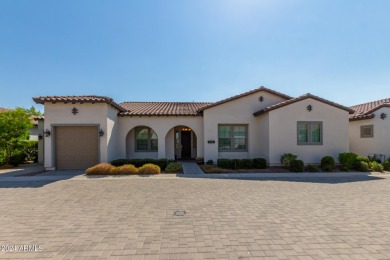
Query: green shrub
xmin=112 ymin=164 xmax=138 ymax=175
xmin=165 ymin=162 xmax=182 ymax=173
xmin=9 ymin=153 xmax=27 ymax=166
xmin=239 ymin=159 xmax=253 ymax=169
xmin=252 ymin=158 xmax=267 ymax=169
xmin=289 ymin=160 xmax=304 ymax=172
xmin=320 ymin=156 xmax=335 ymax=172
xmin=281 ymin=153 xmax=297 ymax=168
xmin=0 ymin=149 xmax=5 ymax=165
xmin=111 ymin=158 xmax=170 ymax=170
xmin=85 ymin=163 xmax=115 ymax=175
xmin=383 ymin=161 xmax=390 ymax=171
xmin=338 ymin=152 xmax=358 ymax=171
xmin=357 ymin=156 xmax=370 ymax=163
xmin=217 ymin=159 xmax=232 ymax=169
xmin=138 ymin=163 xmax=161 ymax=174
xmin=206 ymin=160 xmax=214 ymax=165
xmin=370 ymin=161 xmax=384 ymax=172
xmin=21 ymin=141 xmax=38 ymax=162
xmin=355 ymin=161 xmax=370 ymax=172
xmin=305 ymin=165 xmax=318 ymax=172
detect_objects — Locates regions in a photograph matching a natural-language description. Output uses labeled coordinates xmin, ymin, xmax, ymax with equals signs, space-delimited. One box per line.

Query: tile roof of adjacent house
xmin=253 ymin=93 xmax=355 ymax=116
xmin=198 ymin=86 xmax=293 ymax=112
xmin=0 ymin=107 xmax=9 ymax=112
xmin=349 ymin=98 xmax=390 ymax=121
xmin=32 ymin=115 xmax=44 ymax=126
xmin=119 ymin=102 xmax=212 ymax=116
xmin=33 ymin=95 xmax=125 ymax=112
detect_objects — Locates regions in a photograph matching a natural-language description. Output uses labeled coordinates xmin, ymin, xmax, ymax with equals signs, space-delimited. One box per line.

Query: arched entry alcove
xmin=165 ymin=125 xmax=197 ymax=160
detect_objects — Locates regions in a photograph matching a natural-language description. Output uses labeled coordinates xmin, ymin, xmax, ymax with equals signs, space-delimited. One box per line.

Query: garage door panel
xmin=55 ymin=126 xmax=99 ymax=170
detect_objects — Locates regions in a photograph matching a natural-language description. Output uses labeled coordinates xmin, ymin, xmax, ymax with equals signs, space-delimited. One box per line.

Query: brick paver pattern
xmin=1 ymin=175 xmax=390 ymax=259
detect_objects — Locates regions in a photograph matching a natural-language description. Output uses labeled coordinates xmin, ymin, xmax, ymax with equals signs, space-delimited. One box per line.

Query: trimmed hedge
xmin=111 ymin=158 xmax=171 ymax=170
xmin=320 ymin=156 xmax=335 ymax=172
xmin=289 ymin=159 xmax=304 ymax=172
xmin=217 ymin=158 xmax=267 ymax=170
xmin=338 ymin=152 xmax=358 ymax=171
xmin=86 ymin=163 xmax=115 ymax=175
xmin=280 ymin=153 xmax=297 ymax=168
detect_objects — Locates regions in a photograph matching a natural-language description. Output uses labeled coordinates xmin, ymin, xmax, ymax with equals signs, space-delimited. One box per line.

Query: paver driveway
xmin=1 ymin=174 xmax=390 ymax=259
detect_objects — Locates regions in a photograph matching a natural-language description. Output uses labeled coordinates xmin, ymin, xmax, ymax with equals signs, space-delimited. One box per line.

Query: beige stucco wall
xmin=349 ymin=107 xmax=390 ymax=157
xmin=268 ymin=98 xmax=350 ymax=165
xmin=118 ymin=116 xmax=204 ymax=160
xmin=28 ymin=126 xmax=39 ymax=141
xmin=43 ymin=103 xmax=112 ymax=169
xmin=202 ymin=91 xmax=287 ymax=162
xmin=37 ymin=120 xmax=44 ymax=164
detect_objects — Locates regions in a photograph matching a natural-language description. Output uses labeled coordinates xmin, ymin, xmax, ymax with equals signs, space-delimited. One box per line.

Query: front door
xmin=181 ymin=131 xmax=191 ymax=158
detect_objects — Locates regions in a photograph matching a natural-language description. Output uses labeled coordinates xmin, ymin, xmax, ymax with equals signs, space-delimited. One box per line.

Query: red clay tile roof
xmin=0 ymin=107 xmax=9 ymax=112
xmin=32 ymin=115 xmax=44 ymax=126
xmin=33 ymin=95 xmax=125 ymax=112
xmin=198 ymin=86 xmax=293 ymax=112
xmin=253 ymin=93 xmax=355 ymax=116
xmin=119 ymin=102 xmax=212 ymax=116
xmin=349 ymin=98 xmax=390 ymax=121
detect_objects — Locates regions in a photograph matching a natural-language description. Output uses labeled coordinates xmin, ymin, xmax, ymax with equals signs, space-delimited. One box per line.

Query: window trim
xmin=135 ymin=127 xmax=158 ymax=152
xmin=297 ymin=121 xmax=323 ymax=145
xmin=360 ymin=125 xmax=374 ymax=138
xmin=218 ymin=124 xmax=248 ymax=152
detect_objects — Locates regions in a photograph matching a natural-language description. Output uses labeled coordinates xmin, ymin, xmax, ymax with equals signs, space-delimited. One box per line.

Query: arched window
xmin=135 ymin=127 xmax=158 ymax=151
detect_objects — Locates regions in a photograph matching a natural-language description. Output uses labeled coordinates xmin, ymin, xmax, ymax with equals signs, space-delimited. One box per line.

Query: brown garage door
xmin=55 ymin=126 xmax=98 ymax=169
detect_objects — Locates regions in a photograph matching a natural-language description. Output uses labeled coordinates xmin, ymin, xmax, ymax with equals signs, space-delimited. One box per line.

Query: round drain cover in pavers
xmin=174 ymin=210 xmax=186 ymax=216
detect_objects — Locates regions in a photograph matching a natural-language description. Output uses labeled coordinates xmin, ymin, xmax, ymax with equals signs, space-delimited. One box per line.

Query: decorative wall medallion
xmin=72 ymin=107 xmax=79 ymax=115
xmin=306 ymin=105 xmax=312 ymax=112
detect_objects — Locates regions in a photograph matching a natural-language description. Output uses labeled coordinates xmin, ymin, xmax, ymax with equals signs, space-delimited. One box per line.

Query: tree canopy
xmin=0 ymin=108 xmax=33 ymax=164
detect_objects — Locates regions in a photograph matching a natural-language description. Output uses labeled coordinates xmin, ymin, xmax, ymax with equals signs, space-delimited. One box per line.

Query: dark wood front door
xmin=181 ymin=131 xmax=191 ymax=158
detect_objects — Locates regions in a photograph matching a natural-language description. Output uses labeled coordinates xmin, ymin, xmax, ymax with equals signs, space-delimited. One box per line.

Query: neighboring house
xmin=33 ymin=87 xmax=354 ymax=170
xmin=349 ymin=98 xmax=390 ymax=161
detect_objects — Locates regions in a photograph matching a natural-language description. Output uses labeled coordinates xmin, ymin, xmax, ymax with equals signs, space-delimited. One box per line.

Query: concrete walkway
xmin=180 ymin=162 xmax=204 ymax=174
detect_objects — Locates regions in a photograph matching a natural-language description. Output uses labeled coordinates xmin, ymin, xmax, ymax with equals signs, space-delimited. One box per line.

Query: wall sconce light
xmin=38 ymin=134 xmax=43 ymax=140
xmin=306 ymin=105 xmax=312 ymax=112
xmin=380 ymin=113 xmax=387 ymax=120
xmin=259 ymin=96 xmax=264 ymax=102
xmin=44 ymin=129 xmax=51 ymax=137
xmin=99 ymin=129 xmax=104 ymax=137
xmin=72 ymin=107 xmax=79 ymax=115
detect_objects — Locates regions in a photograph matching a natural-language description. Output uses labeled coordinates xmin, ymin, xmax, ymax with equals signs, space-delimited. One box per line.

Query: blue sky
xmin=1 ymin=0 xmax=389 ymax=111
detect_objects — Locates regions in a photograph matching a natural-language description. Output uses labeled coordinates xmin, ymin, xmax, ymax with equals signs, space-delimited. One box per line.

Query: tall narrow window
xmin=297 ymin=122 xmax=323 ymax=145
xmin=135 ymin=127 xmax=158 ymax=151
xmin=218 ymin=125 xmax=248 ymax=151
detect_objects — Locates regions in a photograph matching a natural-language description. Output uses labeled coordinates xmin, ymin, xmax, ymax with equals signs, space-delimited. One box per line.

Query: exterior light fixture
xmin=380 ymin=113 xmax=387 ymax=120
xmin=38 ymin=134 xmax=43 ymax=140
xmin=259 ymin=96 xmax=264 ymax=102
xmin=72 ymin=107 xmax=79 ymax=115
xmin=306 ymin=105 xmax=312 ymax=112
xmin=44 ymin=129 xmax=51 ymax=137
xmin=99 ymin=129 xmax=104 ymax=137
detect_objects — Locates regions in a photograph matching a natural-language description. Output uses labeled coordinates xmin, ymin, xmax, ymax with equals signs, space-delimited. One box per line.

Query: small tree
xmin=0 ymin=108 xmax=33 ymax=164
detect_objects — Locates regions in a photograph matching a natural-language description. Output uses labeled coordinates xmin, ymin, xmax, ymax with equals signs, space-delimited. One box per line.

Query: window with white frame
xmin=135 ymin=127 xmax=158 ymax=151
xmin=360 ymin=125 xmax=373 ymax=138
xmin=218 ymin=125 xmax=248 ymax=151
xmin=297 ymin=121 xmax=323 ymax=145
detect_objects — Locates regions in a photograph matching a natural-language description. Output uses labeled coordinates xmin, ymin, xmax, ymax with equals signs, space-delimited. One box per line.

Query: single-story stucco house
xmin=33 ymin=87 xmax=356 ymax=170
xmin=349 ymin=98 xmax=390 ymax=161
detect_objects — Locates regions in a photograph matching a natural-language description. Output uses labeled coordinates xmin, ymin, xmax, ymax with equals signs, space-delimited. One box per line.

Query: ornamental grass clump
xmin=85 ymin=163 xmax=115 ymax=175
xmin=137 ymin=163 xmax=161 ymax=174
xmin=114 ymin=164 xmax=138 ymax=175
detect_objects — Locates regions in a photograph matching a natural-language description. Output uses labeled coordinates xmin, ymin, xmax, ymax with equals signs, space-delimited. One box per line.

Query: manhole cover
xmin=174 ymin=210 xmax=186 ymax=216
